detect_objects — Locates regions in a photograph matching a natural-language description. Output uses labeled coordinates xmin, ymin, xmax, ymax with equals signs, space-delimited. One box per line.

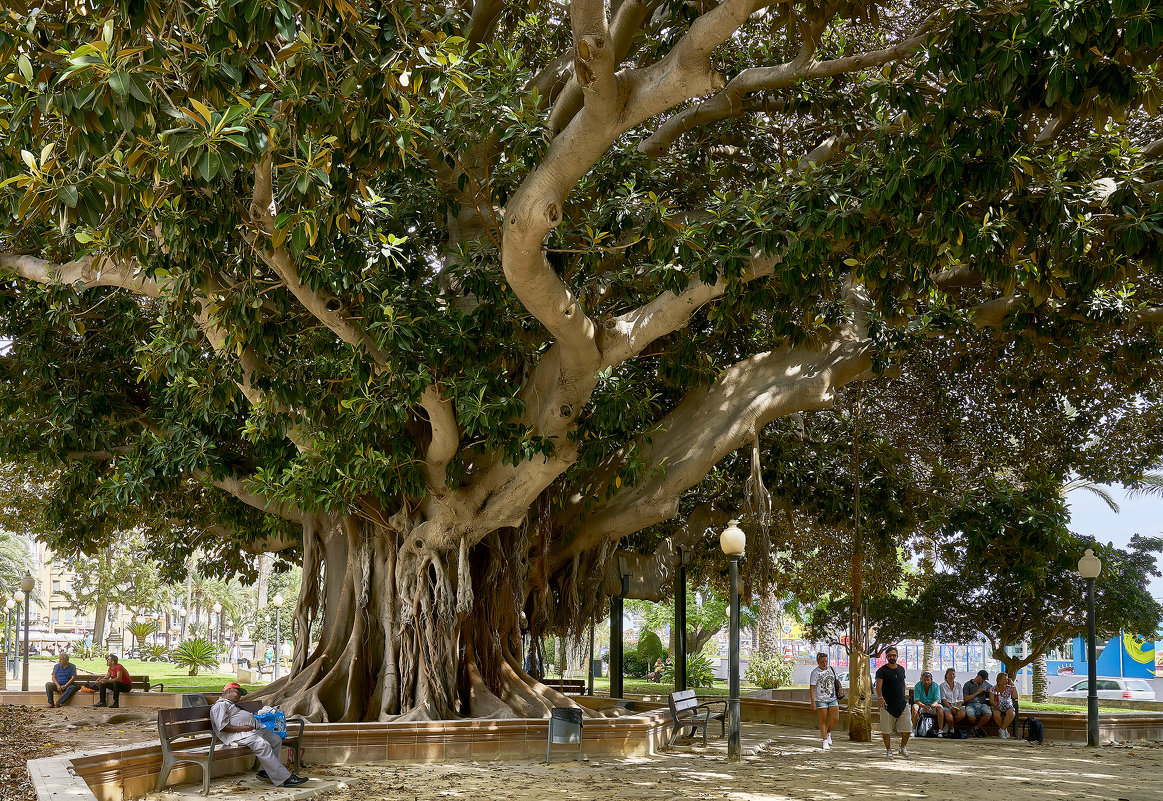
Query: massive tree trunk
xmin=92 ymin=591 xmax=108 ymax=649
xmin=264 ymin=514 xmax=588 ymax=722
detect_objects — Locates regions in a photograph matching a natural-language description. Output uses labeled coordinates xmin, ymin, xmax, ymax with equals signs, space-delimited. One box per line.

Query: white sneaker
xmin=885 ymin=749 xmax=894 ymax=760
xmin=825 ymin=733 xmax=833 ymax=745
xmin=898 ymin=746 xmax=912 ymax=759
xmin=823 ymin=740 xmax=831 ymax=751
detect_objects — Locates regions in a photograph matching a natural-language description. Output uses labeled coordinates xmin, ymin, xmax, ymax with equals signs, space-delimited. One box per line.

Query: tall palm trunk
xmin=1032 ymin=652 xmax=1048 ymax=702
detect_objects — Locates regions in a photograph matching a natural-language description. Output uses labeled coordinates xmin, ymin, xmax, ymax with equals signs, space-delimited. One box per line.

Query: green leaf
xmin=109 ymin=70 xmax=130 ymax=96
xmin=17 ymin=53 xmax=32 ymax=81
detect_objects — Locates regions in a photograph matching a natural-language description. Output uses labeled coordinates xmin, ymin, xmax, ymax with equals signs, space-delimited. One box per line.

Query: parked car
xmin=1051 ymin=676 xmax=1156 ymax=701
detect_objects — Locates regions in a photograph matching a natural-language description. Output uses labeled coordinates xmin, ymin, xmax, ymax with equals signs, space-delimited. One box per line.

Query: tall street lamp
xmin=272 ymin=593 xmax=284 ymax=681
xmin=212 ymin=603 xmax=222 ymax=651
xmin=720 ymin=519 xmax=746 ymax=761
xmin=178 ymin=608 xmax=187 ymax=643
xmin=1078 ymin=548 xmax=1102 ymax=747
xmin=13 ymin=591 xmax=24 ymax=682
xmin=20 ymin=572 xmax=35 ymax=692
xmin=5 ymin=598 xmax=15 ymax=680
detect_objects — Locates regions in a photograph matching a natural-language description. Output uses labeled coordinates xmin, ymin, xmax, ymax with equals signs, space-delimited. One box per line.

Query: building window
xmin=52 ymin=580 xmax=61 ymax=593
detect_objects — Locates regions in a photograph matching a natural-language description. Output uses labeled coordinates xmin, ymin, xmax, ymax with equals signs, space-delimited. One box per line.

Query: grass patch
xmin=70 ymin=658 xmax=261 ymax=693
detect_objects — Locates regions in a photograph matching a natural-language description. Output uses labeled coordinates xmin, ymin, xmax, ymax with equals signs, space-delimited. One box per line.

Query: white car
xmin=1051 ymin=677 xmax=1156 ymax=701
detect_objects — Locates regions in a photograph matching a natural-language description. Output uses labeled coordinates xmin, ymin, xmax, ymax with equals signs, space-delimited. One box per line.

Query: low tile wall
xmin=25 ymin=694 xmax=1163 ymax=801
xmin=1 ymin=690 xmax=200 ymax=708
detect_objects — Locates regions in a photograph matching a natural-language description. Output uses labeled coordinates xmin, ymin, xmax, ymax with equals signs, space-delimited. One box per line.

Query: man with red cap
xmin=210 ymin=683 xmax=306 ymax=787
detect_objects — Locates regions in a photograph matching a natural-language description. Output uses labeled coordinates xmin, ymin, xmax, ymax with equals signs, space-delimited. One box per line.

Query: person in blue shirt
xmin=45 ymin=652 xmax=79 ymax=707
xmin=911 ymin=671 xmax=945 ymax=733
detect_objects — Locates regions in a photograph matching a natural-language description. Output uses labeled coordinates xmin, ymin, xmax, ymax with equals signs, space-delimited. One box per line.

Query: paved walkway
xmin=138 ymin=723 xmax=1163 ymax=801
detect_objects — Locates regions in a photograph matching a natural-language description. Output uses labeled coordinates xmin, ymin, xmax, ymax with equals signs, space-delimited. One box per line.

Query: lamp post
xmin=212 ymin=603 xmax=222 ymax=651
xmin=720 ymin=519 xmax=746 ymax=761
xmin=272 ymin=593 xmax=284 ymax=681
xmin=5 ymin=598 xmax=15 ymax=680
xmin=20 ymin=572 xmax=35 ymax=691
xmin=1078 ymin=548 xmax=1102 ymax=747
xmin=13 ymin=591 xmax=24 ymax=682
xmin=178 ymin=608 xmax=187 ymax=644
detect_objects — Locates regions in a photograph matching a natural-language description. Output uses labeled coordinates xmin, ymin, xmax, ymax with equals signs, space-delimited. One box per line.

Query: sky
xmin=1066 ymin=486 xmax=1163 ymax=602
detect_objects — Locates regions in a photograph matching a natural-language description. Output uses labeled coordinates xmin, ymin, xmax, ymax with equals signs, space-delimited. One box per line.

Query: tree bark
xmin=756 ymin=587 xmax=781 ymax=657
xmin=1032 ymin=652 xmax=1048 ymax=703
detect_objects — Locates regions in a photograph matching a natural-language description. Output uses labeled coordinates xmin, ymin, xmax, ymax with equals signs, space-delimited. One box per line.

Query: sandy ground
xmin=8 ymin=703 xmax=1163 ymax=801
xmin=310 ymin=725 xmax=1163 ymax=801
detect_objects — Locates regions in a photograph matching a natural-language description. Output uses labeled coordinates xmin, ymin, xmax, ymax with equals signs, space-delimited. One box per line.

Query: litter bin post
xmin=546 ymin=707 xmax=584 ymax=764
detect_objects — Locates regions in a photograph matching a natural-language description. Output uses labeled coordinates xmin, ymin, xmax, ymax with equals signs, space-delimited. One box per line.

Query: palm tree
xmin=0 ymin=529 xmax=32 ymax=591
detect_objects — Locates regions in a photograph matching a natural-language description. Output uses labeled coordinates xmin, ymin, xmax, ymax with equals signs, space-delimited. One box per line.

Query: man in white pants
xmin=210 ymin=682 xmax=307 ymax=787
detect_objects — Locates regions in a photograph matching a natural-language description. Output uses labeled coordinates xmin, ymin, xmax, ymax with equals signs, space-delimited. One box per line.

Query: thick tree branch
xmin=597 ymin=253 xmax=779 ymax=368
xmin=640 ymin=13 xmax=939 ymax=155
xmin=555 ymin=326 xmax=874 ymax=569
xmin=0 ymin=253 xmax=162 ymax=297
xmin=201 ymin=471 xmax=305 ymax=524
xmin=420 ymin=386 xmax=459 ymax=491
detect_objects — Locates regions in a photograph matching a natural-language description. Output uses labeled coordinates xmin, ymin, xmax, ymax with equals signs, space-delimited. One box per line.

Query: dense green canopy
xmin=1 ymin=0 xmax=1161 ymax=720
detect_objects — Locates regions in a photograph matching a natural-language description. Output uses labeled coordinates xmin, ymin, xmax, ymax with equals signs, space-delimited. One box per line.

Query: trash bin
xmin=591 ymin=658 xmax=603 ymax=678
xmin=546 ymin=707 xmax=584 ymax=764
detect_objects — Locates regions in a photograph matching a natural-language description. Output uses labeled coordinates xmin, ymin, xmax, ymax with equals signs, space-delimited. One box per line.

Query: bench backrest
xmin=668 ymin=690 xmax=700 ymax=718
xmin=75 ymin=673 xmax=151 ymax=691
xmin=158 ymin=706 xmax=215 ymax=741
xmin=158 ymin=699 xmax=263 ymax=741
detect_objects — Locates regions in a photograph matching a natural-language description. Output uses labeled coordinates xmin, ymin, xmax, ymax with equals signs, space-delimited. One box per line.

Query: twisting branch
xmin=597 ymin=253 xmax=779 ymax=369
xmin=200 ymin=470 xmax=306 ymax=524
xmin=549 ymin=0 xmax=660 ymax=134
xmin=420 ymin=386 xmax=459 ymax=491
xmin=639 ymin=12 xmax=941 ymax=155
xmin=569 ymin=0 xmax=619 ymax=127
xmin=244 ymin=149 xmax=388 ymax=365
xmin=0 ymin=253 xmax=162 ymax=297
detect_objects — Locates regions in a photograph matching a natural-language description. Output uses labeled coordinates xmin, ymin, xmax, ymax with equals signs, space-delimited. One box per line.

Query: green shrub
xmin=637 ymin=630 xmax=665 ymax=666
xmin=744 ymin=652 xmax=795 ymax=690
xmin=139 ymin=643 xmax=170 ymax=662
xmin=622 ymin=651 xmax=650 ymax=678
xmin=171 ymin=637 xmax=218 ymax=676
xmin=663 ymin=653 xmax=717 ymax=688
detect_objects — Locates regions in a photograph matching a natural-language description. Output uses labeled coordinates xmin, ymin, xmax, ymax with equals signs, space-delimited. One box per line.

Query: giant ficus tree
xmin=2 ymin=0 xmax=1162 ymax=722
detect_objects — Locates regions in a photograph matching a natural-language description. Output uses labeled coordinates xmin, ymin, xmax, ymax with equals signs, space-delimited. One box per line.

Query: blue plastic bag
xmin=254 ymin=709 xmax=287 ymax=739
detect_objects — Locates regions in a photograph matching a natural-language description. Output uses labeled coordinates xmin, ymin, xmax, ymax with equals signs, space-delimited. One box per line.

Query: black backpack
xmin=1022 ymin=717 xmax=1044 ymax=744
xmin=916 ymin=716 xmax=938 ymax=738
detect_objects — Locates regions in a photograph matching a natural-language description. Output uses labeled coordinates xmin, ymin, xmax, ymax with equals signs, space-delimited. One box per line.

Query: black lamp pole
xmin=727 ymin=554 xmax=741 ymax=760
xmin=1086 ymin=575 xmax=1098 ymax=747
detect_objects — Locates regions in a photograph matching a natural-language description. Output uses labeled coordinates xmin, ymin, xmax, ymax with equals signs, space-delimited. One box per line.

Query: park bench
xmin=72 ymin=673 xmax=164 ymax=694
xmin=541 ymin=678 xmax=586 ymax=695
xmin=155 ymin=699 xmax=304 ymax=795
xmin=904 ymin=687 xmax=1020 ymax=738
xmin=665 ymin=689 xmax=727 ymax=747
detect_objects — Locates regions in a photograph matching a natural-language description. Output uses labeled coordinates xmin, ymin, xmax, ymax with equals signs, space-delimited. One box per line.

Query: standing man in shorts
xmin=875 ymin=646 xmax=911 ymax=759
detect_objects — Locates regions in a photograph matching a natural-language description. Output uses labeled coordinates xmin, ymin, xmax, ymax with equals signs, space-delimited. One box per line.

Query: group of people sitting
xmin=44 ymin=652 xmax=134 ymax=708
xmin=647 ymin=656 xmax=673 ymax=683
xmin=912 ymin=667 xmax=1019 ymax=738
xmin=810 ymin=647 xmax=1021 ymax=758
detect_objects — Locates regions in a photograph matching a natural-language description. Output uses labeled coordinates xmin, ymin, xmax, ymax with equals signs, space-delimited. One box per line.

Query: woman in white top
xmin=808 ymin=651 xmax=842 ymax=750
xmin=940 ymin=668 xmax=967 ymax=734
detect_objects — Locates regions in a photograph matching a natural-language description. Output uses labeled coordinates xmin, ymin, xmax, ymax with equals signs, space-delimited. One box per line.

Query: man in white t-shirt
xmin=808 ymin=652 xmax=842 ymax=751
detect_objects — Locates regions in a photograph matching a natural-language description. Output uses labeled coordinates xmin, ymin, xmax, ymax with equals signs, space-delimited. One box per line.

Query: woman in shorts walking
xmin=809 ymin=651 xmax=842 ymax=750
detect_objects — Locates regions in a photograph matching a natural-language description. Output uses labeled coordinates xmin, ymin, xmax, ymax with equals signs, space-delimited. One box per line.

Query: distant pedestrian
xmin=809 ymin=651 xmax=841 ymax=750
xmin=875 ymin=646 xmax=911 ymax=759
xmin=229 ymin=642 xmax=241 ymax=671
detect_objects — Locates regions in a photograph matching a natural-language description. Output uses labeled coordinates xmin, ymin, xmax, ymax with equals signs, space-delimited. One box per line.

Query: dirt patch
xmin=315 ymin=725 xmax=1163 ymax=801
xmin=1 ymin=704 xmax=159 ymax=801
